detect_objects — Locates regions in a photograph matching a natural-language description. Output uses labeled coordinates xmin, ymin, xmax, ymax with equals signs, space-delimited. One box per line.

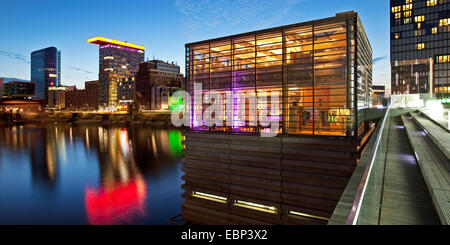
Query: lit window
xmin=432 ymin=27 xmax=438 ymax=34
xmin=404 ymin=18 xmax=411 ymax=24
xmin=392 ymin=6 xmax=402 ymax=13
xmin=439 ymin=18 xmax=450 ymax=26
xmin=427 ymin=0 xmax=437 ymax=6
xmin=415 ymin=15 xmax=425 ymax=22
xmin=436 ymin=55 xmax=450 ymax=63
xmin=404 ymin=11 xmax=412 ymax=17
xmin=395 ymin=13 xmax=402 ymax=19
xmin=406 ymin=0 xmax=412 ymax=3
xmin=394 ymin=33 xmax=400 ymax=39
xmin=403 ymin=4 xmax=413 ymax=11
xmin=417 ymin=23 xmax=422 ymax=29
xmin=416 ymin=43 xmax=425 ymax=50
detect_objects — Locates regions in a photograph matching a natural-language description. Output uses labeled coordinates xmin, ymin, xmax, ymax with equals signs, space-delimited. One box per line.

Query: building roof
xmin=88 ymin=37 xmax=145 ymax=50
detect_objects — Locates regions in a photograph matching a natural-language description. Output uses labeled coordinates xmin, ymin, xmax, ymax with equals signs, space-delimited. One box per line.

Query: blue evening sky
xmin=0 ymin=0 xmax=390 ymax=90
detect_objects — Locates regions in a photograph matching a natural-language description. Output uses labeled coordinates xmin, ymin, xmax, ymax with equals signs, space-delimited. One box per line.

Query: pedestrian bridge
xmin=329 ymin=108 xmax=450 ymax=225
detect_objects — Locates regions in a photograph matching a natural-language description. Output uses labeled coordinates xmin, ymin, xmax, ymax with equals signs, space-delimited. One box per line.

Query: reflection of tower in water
xmin=0 ymin=125 xmax=60 ymax=189
xmin=85 ymin=127 xmax=147 ymax=225
xmin=29 ymin=126 xmax=59 ymax=188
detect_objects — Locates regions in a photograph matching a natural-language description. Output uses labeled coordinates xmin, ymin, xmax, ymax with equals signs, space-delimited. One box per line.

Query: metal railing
xmin=346 ymin=108 xmax=390 ymax=224
xmin=328 ymin=108 xmax=390 ymax=225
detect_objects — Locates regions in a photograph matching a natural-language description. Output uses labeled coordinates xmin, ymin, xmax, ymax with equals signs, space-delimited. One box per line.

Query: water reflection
xmin=0 ymin=124 xmax=183 ymax=225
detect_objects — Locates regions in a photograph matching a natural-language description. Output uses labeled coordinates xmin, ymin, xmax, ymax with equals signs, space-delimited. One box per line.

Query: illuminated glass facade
xmin=391 ymin=0 xmax=450 ymax=100
xmin=31 ymin=47 xmax=61 ymax=103
xmin=185 ymin=12 xmax=372 ymax=137
xmin=89 ymin=38 xmax=145 ymax=107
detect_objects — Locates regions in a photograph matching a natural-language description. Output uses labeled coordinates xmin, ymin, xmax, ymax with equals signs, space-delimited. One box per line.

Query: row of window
xmin=392 ymin=0 xmax=438 ymax=13
xmin=394 ymin=26 xmax=438 ymax=38
xmin=436 ymin=54 xmax=450 ymax=62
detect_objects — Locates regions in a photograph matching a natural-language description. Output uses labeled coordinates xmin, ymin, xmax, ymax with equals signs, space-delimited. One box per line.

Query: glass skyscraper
xmin=391 ymin=0 xmax=450 ymax=102
xmin=31 ymin=47 xmax=61 ymax=103
xmin=88 ymin=37 xmax=145 ymax=107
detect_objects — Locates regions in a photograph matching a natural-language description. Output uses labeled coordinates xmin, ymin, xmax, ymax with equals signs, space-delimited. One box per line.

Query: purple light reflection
xmin=100 ymin=44 xmax=144 ymax=53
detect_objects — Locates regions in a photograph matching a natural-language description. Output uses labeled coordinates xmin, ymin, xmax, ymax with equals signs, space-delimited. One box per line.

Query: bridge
xmin=329 ymin=108 xmax=450 ymax=225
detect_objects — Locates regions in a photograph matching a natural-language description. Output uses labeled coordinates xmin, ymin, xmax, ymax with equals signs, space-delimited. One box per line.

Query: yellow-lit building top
xmin=88 ymin=37 xmax=145 ymax=50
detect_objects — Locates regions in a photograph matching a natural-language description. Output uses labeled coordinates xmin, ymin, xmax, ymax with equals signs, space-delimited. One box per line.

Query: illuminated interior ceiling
xmin=193 ymin=25 xmax=346 ymax=70
xmin=88 ymin=37 xmax=145 ymax=50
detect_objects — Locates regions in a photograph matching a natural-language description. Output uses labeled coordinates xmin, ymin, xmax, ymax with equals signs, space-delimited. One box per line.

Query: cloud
xmin=175 ymin=0 xmax=306 ymax=34
xmin=0 ymin=50 xmax=30 ymax=64
xmin=67 ymin=66 xmax=94 ymax=74
xmin=373 ymin=56 xmax=387 ymax=65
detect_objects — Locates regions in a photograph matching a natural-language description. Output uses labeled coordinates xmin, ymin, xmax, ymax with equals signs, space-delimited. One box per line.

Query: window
xmin=427 ymin=0 xmax=437 ymax=6
xmin=416 ymin=43 xmax=425 ymax=50
xmin=395 ymin=13 xmax=402 ymax=19
xmin=436 ymin=55 xmax=450 ymax=63
xmin=404 ymin=18 xmax=412 ymax=24
xmin=414 ymin=30 xmax=425 ymax=36
xmin=392 ymin=6 xmax=401 ymax=13
xmin=403 ymin=4 xmax=413 ymax=11
xmin=439 ymin=18 xmax=450 ymax=26
xmin=417 ymin=23 xmax=422 ymax=29
xmin=406 ymin=0 xmax=412 ymax=3
xmin=415 ymin=15 xmax=425 ymax=22
xmin=432 ymin=27 xmax=438 ymax=34
xmin=404 ymin=11 xmax=412 ymax=17
xmin=394 ymin=33 xmax=400 ymax=39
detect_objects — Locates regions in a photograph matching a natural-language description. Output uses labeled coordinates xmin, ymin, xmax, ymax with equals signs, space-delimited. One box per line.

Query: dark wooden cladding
xmin=181 ymin=126 xmax=374 ymax=225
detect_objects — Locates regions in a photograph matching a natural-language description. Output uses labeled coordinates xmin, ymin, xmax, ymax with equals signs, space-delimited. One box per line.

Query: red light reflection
xmin=85 ymin=178 xmax=147 ymax=225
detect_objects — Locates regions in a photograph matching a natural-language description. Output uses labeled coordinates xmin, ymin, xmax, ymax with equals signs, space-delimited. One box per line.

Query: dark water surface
xmin=0 ymin=124 xmax=183 ymax=225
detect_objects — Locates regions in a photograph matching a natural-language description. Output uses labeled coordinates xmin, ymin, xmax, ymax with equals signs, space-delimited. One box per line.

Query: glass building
xmin=31 ymin=47 xmax=61 ymax=103
xmin=88 ymin=37 xmax=145 ymax=107
xmin=391 ymin=0 xmax=450 ymax=102
xmin=2 ymin=81 xmax=36 ymax=99
xmin=117 ymin=77 xmax=135 ymax=103
xmin=185 ymin=11 xmax=372 ymax=137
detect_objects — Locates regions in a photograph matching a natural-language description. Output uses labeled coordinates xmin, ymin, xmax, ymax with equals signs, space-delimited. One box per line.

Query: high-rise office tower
xmin=391 ymin=0 xmax=450 ymax=102
xmin=31 ymin=47 xmax=61 ymax=103
xmin=88 ymin=37 xmax=145 ymax=107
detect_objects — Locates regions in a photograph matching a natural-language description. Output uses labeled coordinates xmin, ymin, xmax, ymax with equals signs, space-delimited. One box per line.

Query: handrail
xmin=345 ymin=108 xmax=390 ymax=225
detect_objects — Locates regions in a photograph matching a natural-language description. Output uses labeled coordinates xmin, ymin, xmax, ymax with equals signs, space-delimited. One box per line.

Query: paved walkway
xmin=379 ymin=115 xmax=440 ymax=225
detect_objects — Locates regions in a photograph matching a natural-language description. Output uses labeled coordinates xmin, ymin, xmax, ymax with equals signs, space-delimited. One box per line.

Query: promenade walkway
xmin=378 ymin=115 xmax=440 ymax=225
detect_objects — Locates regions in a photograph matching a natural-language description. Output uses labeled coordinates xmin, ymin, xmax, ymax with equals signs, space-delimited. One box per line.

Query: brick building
xmin=135 ymin=60 xmax=183 ymax=110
